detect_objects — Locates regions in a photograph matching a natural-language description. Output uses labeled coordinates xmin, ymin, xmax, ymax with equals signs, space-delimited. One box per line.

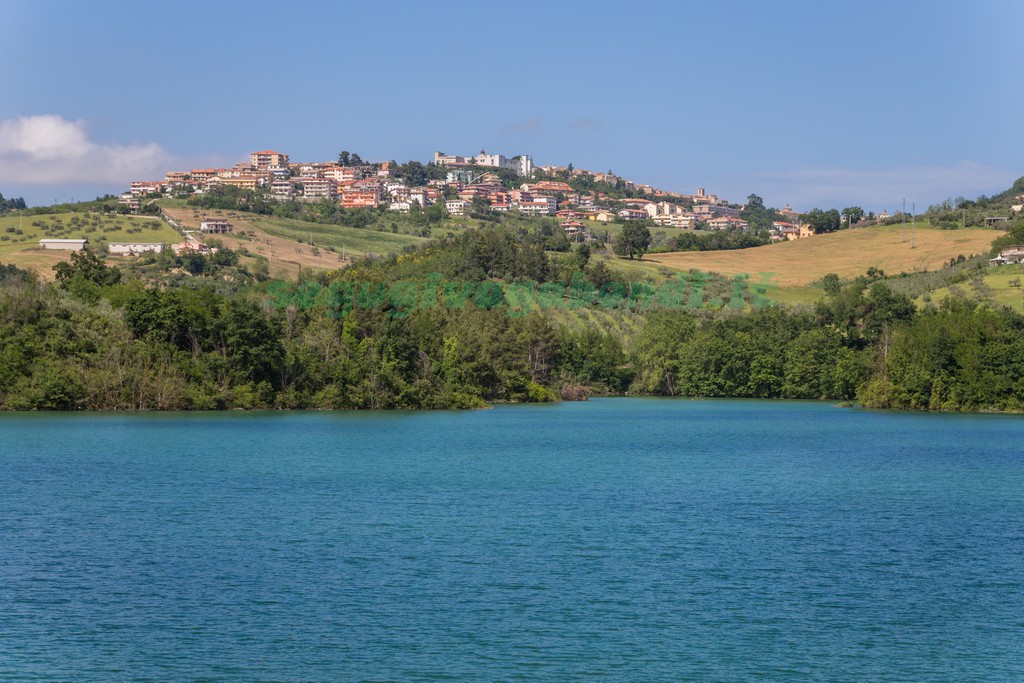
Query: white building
xmin=408 ymin=189 xmax=432 ymax=206
xmin=108 ymin=242 xmax=165 ymax=255
xmin=270 ymin=178 xmax=295 ymax=201
xmin=200 ymin=219 xmax=232 ymax=234
xmin=300 ymin=178 xmax=338 ymax=200
xmin=39 ymin=239 xmax=87 ymax=251
xmin=445 ymin=199 xmax=470 ymax=216
xmin=653 ymin=213 xmax=697 ymax=229
xmin=433 ymin=149 xmax=534 ymax=177
xmin=517 ymin=196 xmax=557 ymax=216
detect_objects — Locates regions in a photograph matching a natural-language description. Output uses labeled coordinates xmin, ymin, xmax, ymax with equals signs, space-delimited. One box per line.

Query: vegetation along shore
xmin=2 ymin=164 xmax=1023 ymax=413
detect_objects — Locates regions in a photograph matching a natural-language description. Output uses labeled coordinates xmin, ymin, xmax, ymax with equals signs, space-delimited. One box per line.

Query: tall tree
xmin=614 ymin=223 xmax=651 ymax=260
xmin=842 ymin=207 xmax=865 ymax=226
xmin=802 ymin=208 xmax=841 ymax=233
xmin=740 ymin=193 xmax=779 ymax=232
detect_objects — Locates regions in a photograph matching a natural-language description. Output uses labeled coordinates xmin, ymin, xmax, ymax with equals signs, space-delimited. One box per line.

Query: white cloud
xmin=747 ymin=161 xmax=1018 ymax=212
xmin=0 ymin=114 xmax=172 ymax=185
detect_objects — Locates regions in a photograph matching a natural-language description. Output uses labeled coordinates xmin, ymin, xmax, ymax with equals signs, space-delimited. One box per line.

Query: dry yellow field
xmin=0 ymin=250 xmax=70 ymax=280
xmin=159 ymin=205 xmax=347 ymax=279
xmin=644 ymin=225 xmax=998 ymax=286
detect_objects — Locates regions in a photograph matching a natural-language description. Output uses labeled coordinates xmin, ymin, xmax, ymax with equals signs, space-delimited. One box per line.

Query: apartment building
xmin=250 ymin=150 xmax=290 ymax=170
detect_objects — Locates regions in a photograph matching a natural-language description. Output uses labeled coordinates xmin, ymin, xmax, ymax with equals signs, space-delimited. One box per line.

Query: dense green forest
xmin=3 ymin=209 xmax=1024 ymax=412
xmin=0 ymin=246 xmax=623 ymax=410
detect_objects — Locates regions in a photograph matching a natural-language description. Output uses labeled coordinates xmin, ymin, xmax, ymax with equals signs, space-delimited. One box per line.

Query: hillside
xmin=921 ymin=263 xmax=1024 ymax=313
xmin=158 ymin=203 xmax=437 ymax=279
xmin=0 ymin=212 xmax=180 ymax=280
xmin=645 ymin=223 xmax=998 ymax=286
xmin=155 ymin=200 xmax=559 ymax=279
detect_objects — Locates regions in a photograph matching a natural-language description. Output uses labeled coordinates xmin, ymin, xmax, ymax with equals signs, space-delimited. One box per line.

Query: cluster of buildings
xmin=121 ymin=148 xmax=813 ymax=243
xmin=39 ymin=218 xmax=232 ymax=256
xmin=769 ymin=220 xmax=815 ymax=241
xmin=433 ymin=150 xmax=533 ymax=177
xmin=989 ymin=245 xmax=1024 ymax=266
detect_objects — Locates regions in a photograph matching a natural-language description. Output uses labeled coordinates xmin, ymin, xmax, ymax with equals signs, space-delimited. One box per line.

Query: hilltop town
xmin=119 ymin=148 xmax=815 ymax=243
xmin=1 ymin=149 xmax=1023 ymax=414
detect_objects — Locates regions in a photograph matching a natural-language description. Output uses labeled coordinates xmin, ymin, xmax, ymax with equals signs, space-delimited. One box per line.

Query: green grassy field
xmin=0 ymin=212 xmax=180 ymax=264
xmin=922 ymin=264 xmax=1024 ymax=312
xmin=248 ymin=215 xmax=428 ymax=256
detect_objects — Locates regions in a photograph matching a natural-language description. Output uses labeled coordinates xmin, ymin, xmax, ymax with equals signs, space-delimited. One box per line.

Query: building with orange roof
xmin=250 ymin=150 xmax=289 ymax=170
xmin=340 ymin=186 xmax=381 ymax=208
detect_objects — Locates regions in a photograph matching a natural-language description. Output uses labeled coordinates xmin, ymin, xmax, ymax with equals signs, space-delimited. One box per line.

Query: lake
xmin=1 ymin=399 xmax=1023 ymax=681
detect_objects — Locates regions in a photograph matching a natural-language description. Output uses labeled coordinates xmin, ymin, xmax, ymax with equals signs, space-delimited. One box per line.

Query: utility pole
xmin=911 ymin=202 xmax=916 ymax=249
xmin=902 ymin=198 xmax=906 ymax=242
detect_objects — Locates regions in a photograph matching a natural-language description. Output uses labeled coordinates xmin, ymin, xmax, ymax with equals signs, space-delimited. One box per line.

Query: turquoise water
xmin=1 ymin=399 xmax=1023 ymax=681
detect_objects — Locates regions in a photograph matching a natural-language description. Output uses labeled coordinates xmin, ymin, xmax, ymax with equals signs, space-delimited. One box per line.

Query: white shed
xmin=39 ymin=239 xmax=88 ymax=251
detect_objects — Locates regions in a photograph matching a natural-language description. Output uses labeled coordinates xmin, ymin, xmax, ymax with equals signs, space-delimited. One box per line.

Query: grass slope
xmin=0 ymin=213 xmax=180 ymax=278
xmin=158 ymin=203 xmax=435 ymax=279
xmin=923 ymin=264 xmax=1024 ymax=313
xmin=644 ymin=224 xmax=997 ymax=286
xmin=543 ymin=307 xmax=647 ymax=349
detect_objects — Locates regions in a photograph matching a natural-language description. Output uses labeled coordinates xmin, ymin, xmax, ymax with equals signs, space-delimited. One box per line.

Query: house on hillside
xmin=517 ymin=196 xmax=557 ymax=216
xmin=989 ymin=245 xmax=1024 ymax=266
xmin=200 ymin=219 xmax=232 ymax=234
xmin=617 ymin=208 xmax=648 ymax=221
xmin=173 ymin=235 xmax=214 ymax=255
xmin=560 ymin=220 xmax=594 ymax=243
xmin=340 ymin=186 xmax=382 ymax=208
xmin=445 ymin=198 xmax=469 ymax=216
xmin=985 ymin=216 xmax=1011 ymax=226
xmin=108 ymin=242 xmax=165 ymax=255
xmin=772 ymin=223 xmax=814 ymax=241
xmin=707 ymin=216 xmax=749 ymax=231
xmin=653 ymin=213 xmax=697 ymax=229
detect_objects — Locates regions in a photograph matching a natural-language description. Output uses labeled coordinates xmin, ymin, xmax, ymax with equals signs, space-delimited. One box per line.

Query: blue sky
xmin=1 ymin=0 xmax=1021 ymax=211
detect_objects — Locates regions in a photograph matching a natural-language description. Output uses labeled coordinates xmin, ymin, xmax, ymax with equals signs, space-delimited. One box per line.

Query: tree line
xmin=631 ymin=279 xmax=1024 ymax=410
xmin=3 ymin=221 xmax=1024 ymax=412
xmin=0 ymin=193 xmax=28 ymax=213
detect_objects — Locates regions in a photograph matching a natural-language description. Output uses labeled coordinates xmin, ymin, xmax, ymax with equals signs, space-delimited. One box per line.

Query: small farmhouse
xmin=200 ymin=219 xmax=232 ymax=234
xmin=108 ymin=242 xmax=165 ymax=255
xmin=989 ymin=245 xmax=1024 ymax=266
xmin=39 ymin=239 xmax=88 ymax=251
